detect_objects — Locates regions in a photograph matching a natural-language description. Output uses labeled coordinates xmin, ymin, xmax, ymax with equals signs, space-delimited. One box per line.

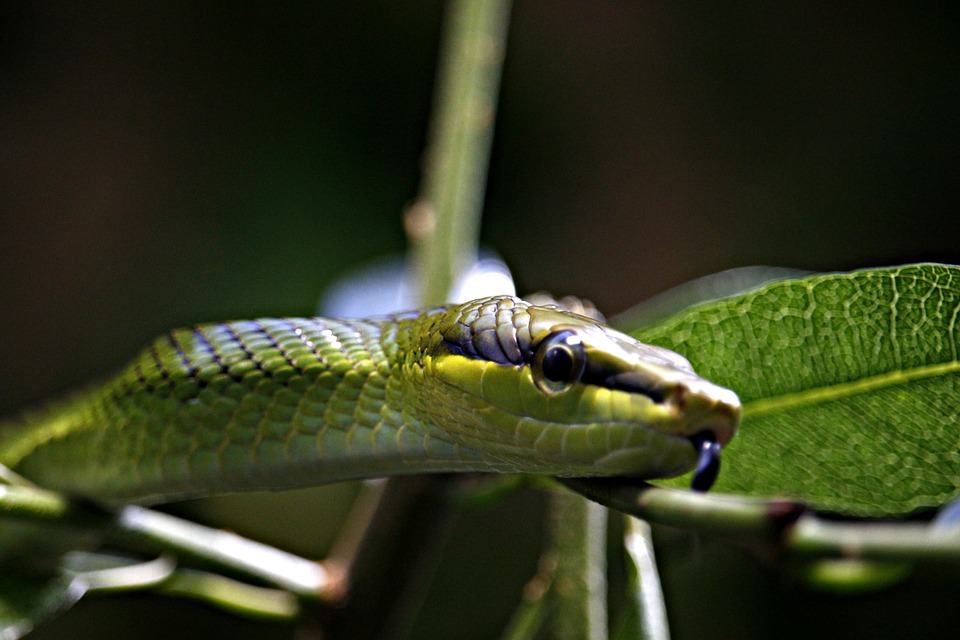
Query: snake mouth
xmin=688 ymin=431 xmax=722 ymax=492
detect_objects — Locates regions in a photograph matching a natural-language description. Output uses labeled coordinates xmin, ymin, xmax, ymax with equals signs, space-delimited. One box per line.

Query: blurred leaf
xmin=0 ymin=573 xmax=85 ymax=640
xmin=632 ymin=264 xmax=960 ymax=516
xmin=612 ymin=265 xmax=813 ymax=330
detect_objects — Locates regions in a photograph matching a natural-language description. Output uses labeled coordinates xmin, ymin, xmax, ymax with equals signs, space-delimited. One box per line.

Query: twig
xmin=0 ymin=483 xmax=331 ymax=597
xmin=407 ymin=0 xmax=512 ymax=305
xmin=561 ymin=478 xmax=805 ymax=541
xmin=618 ymin=517 xmax=670 ymax=640
xmin=548 ymin=487 xmax=609 ymax=640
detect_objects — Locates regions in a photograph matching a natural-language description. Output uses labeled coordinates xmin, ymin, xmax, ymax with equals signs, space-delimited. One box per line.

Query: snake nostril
xmin=666 ymin=385 xmax=685 ymax=410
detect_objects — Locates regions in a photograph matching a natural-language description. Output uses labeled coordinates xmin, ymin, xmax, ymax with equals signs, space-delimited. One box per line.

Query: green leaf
xmin=0 ymin=573 xmax=85 ymax=640
xmin=633 ymin=263 xmax=960 ymax=516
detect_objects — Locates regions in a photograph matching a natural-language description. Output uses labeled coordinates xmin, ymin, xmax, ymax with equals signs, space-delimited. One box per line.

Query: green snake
xmin=0 ymin=296 xmax=740 ymax=505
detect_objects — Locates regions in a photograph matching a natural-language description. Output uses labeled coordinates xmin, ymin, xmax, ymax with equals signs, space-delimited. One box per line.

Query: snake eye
xmin=533 ymin=330 xmax=586 ymax=393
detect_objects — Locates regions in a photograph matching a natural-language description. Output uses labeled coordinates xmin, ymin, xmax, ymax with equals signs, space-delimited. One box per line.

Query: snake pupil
xmin=542 ymin=346 xmax=574 ymax=382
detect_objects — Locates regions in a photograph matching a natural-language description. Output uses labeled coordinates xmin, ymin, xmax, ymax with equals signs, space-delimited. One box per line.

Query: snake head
xmin=425 ymin=296 xmax=740 ymax=485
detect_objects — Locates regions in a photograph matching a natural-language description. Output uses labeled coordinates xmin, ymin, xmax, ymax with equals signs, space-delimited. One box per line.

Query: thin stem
xmin=408 ymin=0 xmax=512 ymax=305
xmin=154 ymin=568 xmax=299 ymax=621
xmin=328 ymin=475 xmax=460 ymax=640
xmin=107 ymin=506 xmax=330 ymax=597
xmin=788 ymin=515 xmax=960 ymax=564
xmin=560 ymin=479 xmax=805 ymax=541
xmin=0 ymin=483 xmax=80 ymax=523
xmin=320 ymin=479 xmax=388 ymax=601
xmin=330 ymin=2 xmax=513 ymax=637
xmin=548 ymin=487 xmax=608 ymax=640
xmin=0 ymin=482 xmax=331 ymax=597
xmin=618 ymin=517 xmax=670 ymax=640
xmin=562 ymin=478 xmax=960 ymax=567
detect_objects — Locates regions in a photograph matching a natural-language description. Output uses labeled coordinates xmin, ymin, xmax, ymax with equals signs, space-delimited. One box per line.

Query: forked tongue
xmin=689 ymin=431 xmax=721 ymax=492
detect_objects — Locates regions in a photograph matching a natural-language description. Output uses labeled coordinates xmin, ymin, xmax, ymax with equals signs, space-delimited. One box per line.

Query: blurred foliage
xmin=2 ymin=2 xmax=960 ymax=639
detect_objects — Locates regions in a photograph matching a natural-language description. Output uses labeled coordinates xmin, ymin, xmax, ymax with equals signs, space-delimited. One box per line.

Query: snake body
xmin=0 ymin=296 xmax=740 ymax=505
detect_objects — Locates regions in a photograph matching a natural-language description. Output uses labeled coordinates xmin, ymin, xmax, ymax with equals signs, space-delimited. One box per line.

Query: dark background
xmin=2 ymin=2 xmax=959 ymax=639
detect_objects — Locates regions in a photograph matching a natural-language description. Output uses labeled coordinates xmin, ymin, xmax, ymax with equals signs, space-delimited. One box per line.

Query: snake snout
xmin=657 ymin=377 xmax=739 ymax=491
xmin=662 ymin=377 xmax=741 ymax=447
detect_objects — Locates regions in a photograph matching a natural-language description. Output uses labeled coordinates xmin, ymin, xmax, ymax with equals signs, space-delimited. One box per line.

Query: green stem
xmin=788 ymin=515 xmax=960 ymax=564
xmin=617 ymin=517 xmax=670 ymax=640
xmin=154 ymin=568 xmax=299 ymax=621
xmin=548 ymin=487 xmax=608 ymax=640
xmin=561 ymin=479 xmax=805 ymax=541
xmin=0 ymin=483 xmax=79 ymax=523
xmin=563 ymin=478 xmax=960 ymax=567
xmin=107 ymin=506 xmax=330 ymax=597
xmin=0 ymin=481 xmax=331 ymax=597
xmin=408 ymin=0 xmax=512 ymax=305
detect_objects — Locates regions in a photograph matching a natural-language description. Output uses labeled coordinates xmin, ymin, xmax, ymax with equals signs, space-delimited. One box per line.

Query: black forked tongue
xmin=690 ymin=431 xmax=721 ymax=492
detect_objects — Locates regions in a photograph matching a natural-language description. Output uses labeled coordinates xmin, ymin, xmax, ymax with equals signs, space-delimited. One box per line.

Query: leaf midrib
xmin=743 ymin=359 xmax=960 ymax=418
